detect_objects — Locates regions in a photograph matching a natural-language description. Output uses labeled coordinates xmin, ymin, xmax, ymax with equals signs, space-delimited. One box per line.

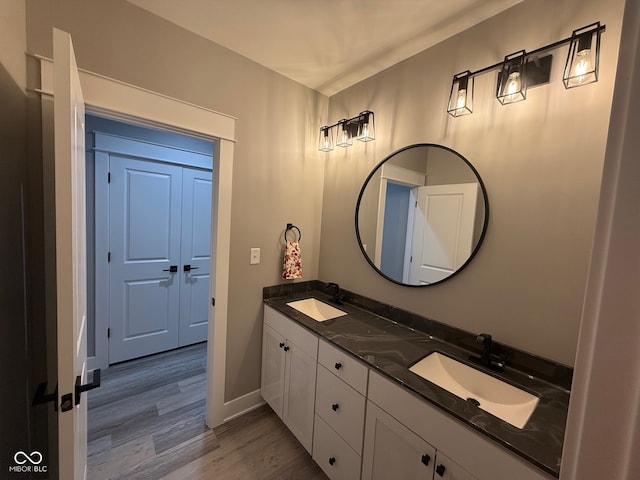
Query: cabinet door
xmin=433 ymin=452 xmax=479 ymax=480
xmin=313 ymin=415 xmax=362 ymax=480
xmin=362 ymin=400 xmax=436 ymax=480
xmin=261 ymin=323 xmax=286 ymax=418
xmin=283 ymin=336 xmax=317 ymax=453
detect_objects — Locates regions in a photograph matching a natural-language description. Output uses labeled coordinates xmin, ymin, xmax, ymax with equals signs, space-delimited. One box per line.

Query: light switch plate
xmin=250 ymin=248 xmax=260 ymax=265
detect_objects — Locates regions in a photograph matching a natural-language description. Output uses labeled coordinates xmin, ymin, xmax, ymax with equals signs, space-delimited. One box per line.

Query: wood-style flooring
xmin=88 ymin=343 xmax=327 ymax=480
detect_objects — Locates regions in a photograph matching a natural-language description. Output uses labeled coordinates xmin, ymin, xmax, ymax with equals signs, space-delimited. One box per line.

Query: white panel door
xmin=109 ymin=155 xmax=182 ymax=363
xmin=409 ymin=183 xmax=478 ymax=284
xmin=179 ymin=168 xmax=212 ymax=346
xmin=53 ymin=28 xmax=88 ymax=480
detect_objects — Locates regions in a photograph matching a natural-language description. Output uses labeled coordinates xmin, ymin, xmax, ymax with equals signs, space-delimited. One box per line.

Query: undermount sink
xmin=286 ymin=298 xmax=348 ymax=322
xmin=409 ymin=352 xmax=539 ymax=429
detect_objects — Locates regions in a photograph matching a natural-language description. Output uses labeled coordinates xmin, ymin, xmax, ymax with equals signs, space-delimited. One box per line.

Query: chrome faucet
xmin=470 ymin=333 xmax=505 ymax=372
xmin=326 ymin=282 xmax=344 ymax=305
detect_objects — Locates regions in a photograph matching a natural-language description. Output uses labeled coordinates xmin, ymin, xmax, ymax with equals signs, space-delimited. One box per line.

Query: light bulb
xmin=572 ymin=49 xmax=592 ymax=84
xmin=505 ymin=72 xmax=521 ymax=102
xmin=456 ymin=89 xmax=467 ymax=114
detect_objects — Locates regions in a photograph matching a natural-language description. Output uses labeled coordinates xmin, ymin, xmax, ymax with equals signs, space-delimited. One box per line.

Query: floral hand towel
xmin=282 ymin=240 xmax=302 ymax=279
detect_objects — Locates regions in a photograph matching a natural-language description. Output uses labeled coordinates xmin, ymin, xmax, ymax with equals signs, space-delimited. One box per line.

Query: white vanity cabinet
xmin=362 ymin=399 xmax=478 ymax=480
xmin=261 ymin=305 xmax=318 ymax=453
xmin=366 ymin=370 xmax=552 ymax=480
xmin=261 ymin=304 xmax=555 ymax=480
xmin=312 ymin=339 xmax=369 ymax=480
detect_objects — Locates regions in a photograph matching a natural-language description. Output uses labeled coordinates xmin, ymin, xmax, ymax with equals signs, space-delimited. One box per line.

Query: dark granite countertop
xmin=264 ymin=282 xmax=570 ymax=478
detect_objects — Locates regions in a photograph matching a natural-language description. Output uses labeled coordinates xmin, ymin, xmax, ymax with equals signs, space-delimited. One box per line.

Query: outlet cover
xmin=250 ymin=248 xmax=260 ymax=265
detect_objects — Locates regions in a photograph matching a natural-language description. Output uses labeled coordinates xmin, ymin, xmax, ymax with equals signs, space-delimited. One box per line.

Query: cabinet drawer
xmin=313 ymin=414 xmax=361 ymax=480
xmin=315 ymin=364 xmax=366 ymax=454
xmin=318 ymin=339 xmax=368 ymax=394
xmin=264 ymin=305 xmax=318 ymax=359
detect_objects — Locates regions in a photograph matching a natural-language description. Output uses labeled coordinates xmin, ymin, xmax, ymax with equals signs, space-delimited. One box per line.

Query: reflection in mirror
xmin=355 ymin=144 xmax=488 ymax=286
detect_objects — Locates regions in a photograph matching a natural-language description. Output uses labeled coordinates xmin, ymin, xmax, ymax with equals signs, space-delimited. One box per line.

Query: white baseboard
xmin=223 ymin=388 xmax=265 ymax=422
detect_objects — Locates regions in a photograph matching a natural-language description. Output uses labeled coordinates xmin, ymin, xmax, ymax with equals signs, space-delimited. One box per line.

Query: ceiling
xmin=126 ymin=0 xmax=523 ymax=96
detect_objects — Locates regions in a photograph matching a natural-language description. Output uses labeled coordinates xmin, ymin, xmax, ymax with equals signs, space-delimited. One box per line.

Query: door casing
xmin=38 ymin=56 xmax=235 ymax=427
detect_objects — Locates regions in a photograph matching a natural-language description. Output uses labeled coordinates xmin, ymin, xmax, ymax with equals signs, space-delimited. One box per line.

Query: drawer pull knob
xmin=332 ymin=403 xmax=339 ymax=411
xmin=329 ymin=457 xmax=336 ymax=466
xmin=436 ymin=464 xmax=446 ymax=476
xmin=279 ymin=342 xmax=285 ymax=348
xmin=283 ymin=346 xmax=290 ymax=352
xmin=421 ymin=454 xmax=431 ymax=466
xmin=334 ymin=362 xmax=342 ymax=370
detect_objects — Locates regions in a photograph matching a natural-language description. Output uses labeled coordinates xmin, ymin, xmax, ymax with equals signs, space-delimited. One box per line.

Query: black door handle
xmin=421 ymin=454 xmax=431 ymax=466
xmin=184 ymin=264 xmax=200 ymax=272
xmin=33 ymin=382 xmax=58 ymax=411
xmin=332 ymin=403 xmax=339 ymax=411
xmin=163 ymin=265 xmax=178 ymax=273
xmin=328 ymin=457 xmax=336 ymax=466
xmin=75 ymin=368 xmax=101 ymax=405
xmin=435 ymin=464 xmax=446 ymax=476
xmin=334 ymin=362 xmax=342 ymax=370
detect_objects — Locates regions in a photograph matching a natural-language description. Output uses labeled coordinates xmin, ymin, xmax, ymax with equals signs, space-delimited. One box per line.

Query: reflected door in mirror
xmin=355 ymin=144 xmax=488 ymax=287
xmin=409 ymin=183 xmax=478 ymax=284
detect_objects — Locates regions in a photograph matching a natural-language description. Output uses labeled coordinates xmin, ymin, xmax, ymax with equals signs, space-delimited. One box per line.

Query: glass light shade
xmin=336 ymin=119 xmax=352 ymax=147
xmin=563 ymin=23 xmax=600 ymax=88
xmin=497 ymin=51 xmax=527 ymax=105
xmin=357 ymin=111 xmax=375 ymax=142
xmin=318 ymin=126 xmax=334 ymax=152
xmin=447 ymin=71 xmax=473 ymax=117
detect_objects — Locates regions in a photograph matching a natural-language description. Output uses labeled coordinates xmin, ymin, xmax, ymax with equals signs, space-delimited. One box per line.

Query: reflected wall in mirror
xmin=355 ymin=144 xmax=489 ymax=286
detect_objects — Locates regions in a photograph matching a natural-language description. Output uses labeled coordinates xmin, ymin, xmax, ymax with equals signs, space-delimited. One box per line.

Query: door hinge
xmin=410 ymin=256 xmax=413 ymax=262
xmin=107 ymin=327 xmax=110 ymax=338
xmin=107 ymin=172 xmax=111 ymax=183
xmin=107 ymin=252 xmax=111 ymax=262
xmin=211 ymin=297 xmax=215 ymax=306
xmin=415 ymin=200 xmax=418 ymax=207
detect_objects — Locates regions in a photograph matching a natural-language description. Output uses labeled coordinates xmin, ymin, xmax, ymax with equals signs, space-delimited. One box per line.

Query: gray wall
xmin=25 ymin=0 xmax=327 ymax=402
xmin=0 ymin=0 xmax=30 ymax=472
xmin=319 ymin=0 xmax=625 ymax=366
xmin=0 ymin=0 xmax=51 ymax=474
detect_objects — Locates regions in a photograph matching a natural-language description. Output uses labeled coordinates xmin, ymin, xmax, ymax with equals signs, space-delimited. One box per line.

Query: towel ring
xmin=284 ymin=223 xmax=301 ymax=242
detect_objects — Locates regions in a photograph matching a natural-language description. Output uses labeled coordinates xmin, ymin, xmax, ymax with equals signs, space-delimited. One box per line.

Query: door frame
xmin=38 ymin=56 xmax=235 ymax=427
xmin=374 ymin=163 xmax=425 ymax=269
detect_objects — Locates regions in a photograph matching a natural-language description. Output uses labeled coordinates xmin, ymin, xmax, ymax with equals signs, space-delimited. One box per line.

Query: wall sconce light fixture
xmin=496 ymin=51 xmax=527 ymax=105
xmin=318 ymin=110 xmax=375 ymax=152
xmin=318 ymin=126 xmax=334 ymax=152
xmin=563 ymin=23 xmax=601 ymax=88
xmin=447 ymin=71 xmax=474 ymax=116
xmin=447 ymin=22 xmax=604 ymax=117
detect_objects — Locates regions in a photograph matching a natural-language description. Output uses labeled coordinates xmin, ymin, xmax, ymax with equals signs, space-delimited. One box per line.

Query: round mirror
xmin=355 ymin=144 xmax=489 ymax=286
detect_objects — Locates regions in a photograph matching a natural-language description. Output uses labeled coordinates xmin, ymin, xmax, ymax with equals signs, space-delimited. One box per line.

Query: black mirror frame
xmin=354 ymin=143 xmax=490 ymax=287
